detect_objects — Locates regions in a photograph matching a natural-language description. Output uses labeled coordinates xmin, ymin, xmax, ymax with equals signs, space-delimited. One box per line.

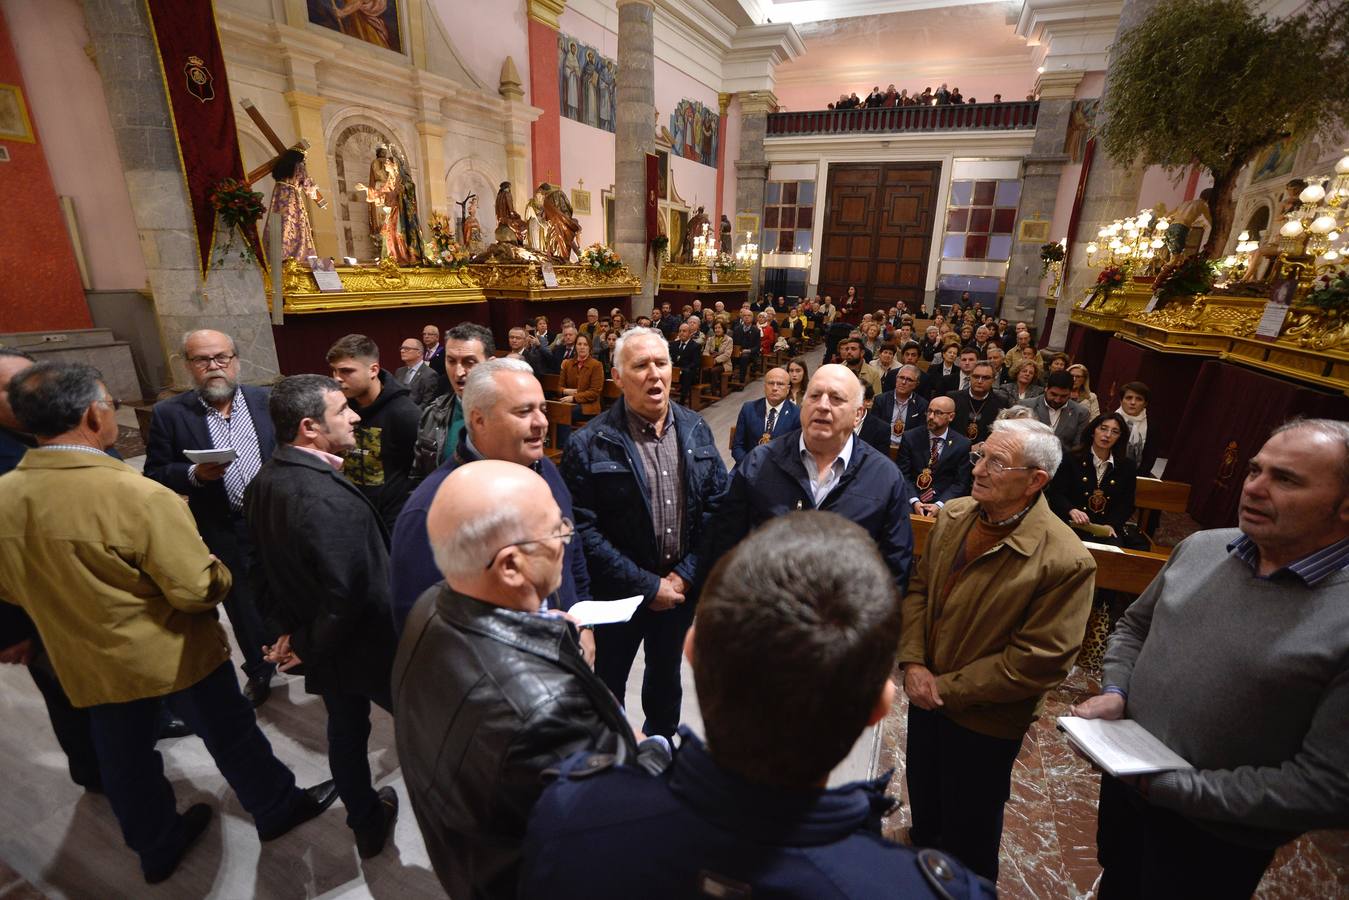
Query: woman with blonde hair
xmin=996 ymin=357 xmax=1044 ymax=405
xmin=1067 ymin=363 xmax=1100 ymax=418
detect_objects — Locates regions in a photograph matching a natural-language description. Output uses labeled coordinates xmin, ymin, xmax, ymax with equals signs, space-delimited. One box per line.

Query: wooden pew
xmin=540 ymin=373 xmax=562 ymax=399
xmin=543 ymin=400 xmax=574 ymax=462
xmin=1133 ymin=478 xmax=1191 ymax=549
xmin=908 ymin=514 xmax=1169 ymax=595
xmin=601 ymin=379 xmax=622 ymax=409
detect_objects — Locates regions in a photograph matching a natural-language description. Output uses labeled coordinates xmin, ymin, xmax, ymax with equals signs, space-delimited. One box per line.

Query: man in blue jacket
xmin=714 ymin=363 xmax=913 ymax=592
xmin=730 ymin=366 xmax=799 ymax=465
xmin=389 ymin=359 xmax=592 ymax=655
xmin=561 ymin=328 xmax=729 ymax=739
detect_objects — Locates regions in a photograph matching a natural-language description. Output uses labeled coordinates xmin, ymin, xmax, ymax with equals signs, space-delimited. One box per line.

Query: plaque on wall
xmin=734 ymin=213 xmax=759 ymax=238
xmin=1018 ymin=217 xmax=1051 ymax=243
xmin=571 ymin=187 xmax=591 ymax=215
xmin=541 ymin=262 xmax=559 ymax=288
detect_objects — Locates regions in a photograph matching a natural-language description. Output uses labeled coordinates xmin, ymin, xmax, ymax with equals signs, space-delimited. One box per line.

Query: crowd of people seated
xmin=0 ymin=280 xmax=1344 ymax=900
xmin=828 ymin=83 xmax=1027 ymax=109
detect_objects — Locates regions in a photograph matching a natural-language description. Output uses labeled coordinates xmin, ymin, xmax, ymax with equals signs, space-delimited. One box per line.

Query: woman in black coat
xmin=1048 ymin=412 xmax=1139 ymax=545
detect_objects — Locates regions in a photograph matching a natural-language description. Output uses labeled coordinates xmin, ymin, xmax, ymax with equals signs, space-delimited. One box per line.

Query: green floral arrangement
xmin=1304 ymin=268 xmax=1349 ymax=312
xmin=714 ymin=253 xmax=739 ymax=274
xmin=1154 ymin=254 xmax=1217 ymax=301
xmin=427 ymin=212 xmax=468 ymax=269
xmin=583 ymin=242 xmax=622 ymax=273
xmin=1039 ymin=241 xmax=1065 ymax=277
xmin=650 ymin=235 xmax=669 ymax=262
xmin=1088 ymin=264 xmax=1128 ymax=305
xmin=210 ymin=178 xmax=265 ymax=229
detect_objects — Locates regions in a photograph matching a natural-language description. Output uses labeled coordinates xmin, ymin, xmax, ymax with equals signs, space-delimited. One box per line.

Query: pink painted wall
xmin=5 ymin=0 xmax=145 ymax=292
xmin=1048 ymin=72 xmax=1105 ymax=243
xmin=431 ymin=0 xmax=530 ymax=101
xmin=721 ymin=93 xmax=740 ymax=219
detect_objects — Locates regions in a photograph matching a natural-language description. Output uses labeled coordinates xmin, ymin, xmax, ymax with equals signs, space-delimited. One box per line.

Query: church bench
xmin=1133 ymin=478 xmax=1191 ymax=549
xmin=540 ymin=373 xmax=562 ymax=398
xmin=543 ymin=400 xmax=574 ymax=462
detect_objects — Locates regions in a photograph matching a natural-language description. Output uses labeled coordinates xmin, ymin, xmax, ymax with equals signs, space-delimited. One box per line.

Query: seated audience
xmin=898 ymin=395 xmax=972 ymax=517
xmin=997 ymin=358 xmax=1044 ymax=405
xmin=855 ymin=383 xmax=892 ymax=456
xmin=918 ymin=343 xmax=960 ymax=400
xmin=731 ymin=309 xmax=760 ymax=384
xmin=506 ymin=327 xmax=547 ymax=380
xmin=706 ymin=320 xmax=733 ymax=373
xmin=559 ymin=333 xmax=605 ymax=416
xmin=838 ymin=336 xmax=882 ymax=398
xmin=669 ymin=322 xmax=702 ymax=407
xmin=985 ymin=345 xmax=1008 ymax=385
xmin=1045 ymin=351 xmax=1071 ymax=376
xmin=867 ymin=342 xmax=898 ymax=390
xmin=1067 ymin=363 xmax=1100 ymax=419
xmin=1047 ymin=413 xmax=1139 ymax=544
xmin=871 ymin=363 xmax=928 ymax=447
xmin=731 ymin=367 xmax=799 ymax=465
xmin=521 ymin=511 xmax=991 ymax=899
xmin=393 ymin=460 xmax=663 ymax=900
xmin=1017 ymin=371 xmax=1089 ymax=452
xmin=1117 ymin=381 xmax=1158 ymax=476
xmin=947 ymin=361 xmax=1010 ymax=444
xmin=786 ymin=356 xmax=809 ymax=406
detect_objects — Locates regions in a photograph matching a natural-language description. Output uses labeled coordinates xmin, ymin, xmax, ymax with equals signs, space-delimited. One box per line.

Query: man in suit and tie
xmin=947 ymin=361 xmax=1010 ymax=445
xmin=395 ymin=338 xmax=441 ymax=407
xmin=898 ymin=396 xmax=972 ymax=517
xmin=855 ymin=384 xmax=892 ymax=456
xmin=144 ymin=330 xmax=277 ymax=707
xmin=669 ymin=321 xmax=703 ymax=407
xmin=1018 ymin=371 xmax=1088 ymax=452
xmin=872 ymin=365 xmax=929 ymax=451
xmin=731 ymin=367 xmax=799 ymax=465
xmin=547 ymin=324 xmax=579 ymax=374
xmin=421 ymin=324 xmax=448 ymax=394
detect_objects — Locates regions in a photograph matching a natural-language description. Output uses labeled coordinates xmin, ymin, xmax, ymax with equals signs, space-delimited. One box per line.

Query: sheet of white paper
xmin=183 ymin=448 xmax=238 ymax=465
xmin=1057 ymin=716 xmax=1192 ymax=777
xmin=313 ymin=270 xmax=345 ymax=292
xmin=1255 ymin=302 xmax=1290 ymax=339
xmin=1082 ymin=540 xmax=1125 ymax=554
xmin=567 ymin=595 xmax=644 ymax=627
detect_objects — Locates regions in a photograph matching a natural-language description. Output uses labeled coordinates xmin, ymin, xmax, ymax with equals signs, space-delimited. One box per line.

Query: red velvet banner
xmin=646 ymin=152 xmax=660 ymax=262
xmin=144 ymin=0 xmax=257 ymax=274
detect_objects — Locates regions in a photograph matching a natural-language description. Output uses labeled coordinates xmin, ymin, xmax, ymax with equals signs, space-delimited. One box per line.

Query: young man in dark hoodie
xmin=326 ymin=334 xmax=422 ymax=530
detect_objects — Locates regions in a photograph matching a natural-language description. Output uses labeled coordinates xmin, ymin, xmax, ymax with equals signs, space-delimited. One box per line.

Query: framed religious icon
xmin=0 ymin=84 xmax=34 ymax=143
xmin=669 ymin=208 xmax=689 ymax=261
xmin=307 ymin=0 xmax=403 ymax=53
xmin=571 ymin=186 xmax=591 ymax=215
xmin=1018 ymin=217 xmax=1051 ymax=243
xmin=656 ymin=150 xmax=670 ymax=200
xmin=734 ymin=213 xmax=759 ymax=239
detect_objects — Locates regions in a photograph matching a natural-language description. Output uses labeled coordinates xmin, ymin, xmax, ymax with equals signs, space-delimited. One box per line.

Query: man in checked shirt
xmin=145 ymin=329 xmax=278 ymax=707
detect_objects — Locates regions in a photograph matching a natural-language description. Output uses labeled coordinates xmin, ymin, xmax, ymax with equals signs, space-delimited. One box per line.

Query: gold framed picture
xmin=1018 ymin=217 xmax=1051 ymax=243
xmin=571 ymin=187 xmax=591 ymax=215
xmin=734 ymin=212 xmax=759 ymax=238
xmin=0 ymin=84 xmax=35 ymax=143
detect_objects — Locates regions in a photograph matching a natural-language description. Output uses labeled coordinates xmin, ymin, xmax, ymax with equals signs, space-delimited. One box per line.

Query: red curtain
xmin=144 ymin=0 xmax=258 ymax=273
xmin=1094 ymin=338 xmax=1207 ymax=460
xmin=1163 ymin=360 xmax=1349 ymax=527
xmin=1064 ymin=323 xmax=1112 ymax=379
xmin=645 ymin=152 xmax=660 ymax=263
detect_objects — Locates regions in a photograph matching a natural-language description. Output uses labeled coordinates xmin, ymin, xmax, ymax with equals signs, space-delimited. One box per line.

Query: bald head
xmin=428 ymin=460 xmax=565 ymax=609
xmin=182 ymin=329 xmax=240 ymax=401
xmin=763 ymin=366 xmax=790 ymax=406
xmin=801 ymin=364 xmax=864 ymax=454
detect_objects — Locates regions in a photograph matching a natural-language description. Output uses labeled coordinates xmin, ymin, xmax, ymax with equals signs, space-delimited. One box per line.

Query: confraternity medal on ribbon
xmin=758 ymin=432 xmax=772 ymax=445
xmin=1087 ymin=488 xmax=1107 ymax=514
xmin=916 ymin=468 xmax=933 ymax=491
xmin=893 ymin=420 xmax=905 ymax=436
xmin=185 ymin=55 xmax=215 ymax=103
xmin=966 ymin=421 xmax=978 ymax=440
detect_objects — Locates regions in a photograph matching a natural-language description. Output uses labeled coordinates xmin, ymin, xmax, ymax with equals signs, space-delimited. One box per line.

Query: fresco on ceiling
xmin=670 ymin=99 xmax=719 ymax=168
xmin=307 ymin=0 xmax=402 ymax=53
xmin=558 ymin=34 xmax=617 ymax=133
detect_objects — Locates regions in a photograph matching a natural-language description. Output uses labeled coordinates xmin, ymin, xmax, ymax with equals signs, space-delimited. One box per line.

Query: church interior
xmin=0 ymin=0 xmax=1347 ymax=896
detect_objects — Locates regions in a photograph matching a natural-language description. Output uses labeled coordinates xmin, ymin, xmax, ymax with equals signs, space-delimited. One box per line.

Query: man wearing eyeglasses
xmin=145 ymin=329 xmax=278 ymax=707
xmin=898 ymin=418 xmax=1096 ymax=883
xmin=394 ymin=338 xmax=441 ymax=408
xmin=871 ymin=363 xmax=928 ymax=449
xmin=393 ymin=460 xmax=664 ymax=899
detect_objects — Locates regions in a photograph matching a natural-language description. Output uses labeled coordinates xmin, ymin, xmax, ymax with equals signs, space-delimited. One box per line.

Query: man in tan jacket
xmin=0 ymin=363 xmax=336 ymax=885
xmin=898 ymin=417 xmax=1095 ymax=883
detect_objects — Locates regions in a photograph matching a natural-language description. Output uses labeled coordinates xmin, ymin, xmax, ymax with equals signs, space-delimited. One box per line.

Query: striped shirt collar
xmin=35 ymin=443 xmax=107 ymax=456
xmin=1227 ymin=533 xmax=1349 ymax=586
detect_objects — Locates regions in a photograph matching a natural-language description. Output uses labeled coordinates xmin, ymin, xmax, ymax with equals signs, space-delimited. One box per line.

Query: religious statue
xmin=539 ymin=183 xmax=582 ymax=262
xmin=494 ymin=181 xmax=528 ymax=244
xmin=1160 ymin=188 xmax=1214 ymax=264
xmin=719 ymin=214 xmax=732 ymax=255
xmin=355 ymin=145 xmax=412 ymax=264
xmin=525 ymin=186 xmax=546 ymax=252
xmin=1241 ymin=178 xmax=1307 ymax=283
xmin=263 ymin=147 xmax=322 ymax=262
xmin=391 ymin=145 xmax=426 ymax=264
xmin=681 ymin=205 xmax=709 ymax=262
xmin=459 ymin=193 xmax=484 ymax=250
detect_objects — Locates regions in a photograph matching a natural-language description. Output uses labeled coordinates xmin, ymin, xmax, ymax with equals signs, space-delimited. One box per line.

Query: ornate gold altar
xmin=1067 ymin=276 xmax=1156 ymax=331
xmin=657 ymin=263 xmax=751 ymax=295
xmin=1119 ymin=293 xmax=1269 ymax=355
xmin=467 ymin=262 xmax=640 ymax=301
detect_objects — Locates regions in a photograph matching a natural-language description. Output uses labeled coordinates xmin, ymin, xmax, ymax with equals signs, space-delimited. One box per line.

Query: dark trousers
xmin=594 ymin=598 xmax=695 ymax=740
xmin=678 ymin=367 xmax=698 ymax=406
xmin=87 ymin=661 xmax=301 ymax=875
xmin=217 ymin=517 xmax=276 ymax=680
xmin=1097 ymin=774 xmax=1275 ymax=900
xmin=734 ymin=351 xmax=756 ymax=384
xmin=28 ymin=651 xmax=100 ymax=789
xmin=906 ymin=705 xmax=1024 ymax=883
xmin=321 ymin=686 xmax=391 ymax=832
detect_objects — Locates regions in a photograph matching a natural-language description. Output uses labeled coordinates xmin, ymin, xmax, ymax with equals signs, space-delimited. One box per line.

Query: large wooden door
xmin=819 ymin=162 xmax=941 ymax=309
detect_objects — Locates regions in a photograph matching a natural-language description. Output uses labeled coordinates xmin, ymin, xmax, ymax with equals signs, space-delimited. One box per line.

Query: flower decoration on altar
xmin=208 ymin=178 xmax=266 ymax=265
xmin=713 ymin=253 xmax=739 ymax=275
xmin=1153 ymin=254 xmax=1218 ymax=302
xmin=1304 ymin=267 xmax=1349 ymax=313
xmin=582 ymin=243 xmax=622 ymax=273
xmin=1038 ymin=240 xmax=1066 ymax=277
xmin=427 ymin=212 xmax=468 ymax=269
xmin=1088 ymin=265 xmax=1128 ymax=306
xmin=650 ymin=235 xmax=670 ymax=263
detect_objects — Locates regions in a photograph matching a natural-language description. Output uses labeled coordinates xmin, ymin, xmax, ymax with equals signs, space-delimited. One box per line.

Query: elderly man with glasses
xmin=898 ymin=418 xmax=1096 ymax=884
xmin=393 ymin=460 xmax=666 ymax=900
xmin=144 ymin=329 xmax=278 ymax=707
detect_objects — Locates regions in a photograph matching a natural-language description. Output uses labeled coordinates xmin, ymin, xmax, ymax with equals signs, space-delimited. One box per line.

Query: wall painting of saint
xmin=307 ymin=0 xmax=402 ymax=54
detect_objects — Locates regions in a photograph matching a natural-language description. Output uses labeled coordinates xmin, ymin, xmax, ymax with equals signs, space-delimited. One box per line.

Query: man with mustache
xmin=145 ymin=330 xmax=277 ymax=706
xmin=1072 ymin=419 xmax=1349 ymax=899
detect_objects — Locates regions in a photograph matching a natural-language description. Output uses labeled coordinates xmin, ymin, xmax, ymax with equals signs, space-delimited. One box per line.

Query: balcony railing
xmin=767 ymin=101 xmax=1040 ymax=137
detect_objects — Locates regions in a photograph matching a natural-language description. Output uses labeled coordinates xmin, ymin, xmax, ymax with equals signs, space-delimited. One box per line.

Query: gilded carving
xmin=1283 ymin=307 xmax=1349 ymax=352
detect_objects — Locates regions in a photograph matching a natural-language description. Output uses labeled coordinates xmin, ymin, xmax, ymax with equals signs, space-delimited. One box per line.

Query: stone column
xmin=415 ymin=119 xmax=448 ymax=218
xmin=282 ymin=89 xmax=339 ymax=258
xmin=736 ymin=90 xmax=775 ymax=300
xmin=1053 ymin=0 xmax=1163 ymax=347
xmin=614 ymin=0 xmax=656 ymax=312
xmin=81 ymin=0 xmax=279 ymax=389
xmin=1002 ymin=71 xmax=1081 ymax=334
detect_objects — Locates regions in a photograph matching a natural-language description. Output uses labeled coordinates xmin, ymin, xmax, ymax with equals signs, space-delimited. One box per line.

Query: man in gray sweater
xmin=1071 ymin=418 xmax=1349 ymax=899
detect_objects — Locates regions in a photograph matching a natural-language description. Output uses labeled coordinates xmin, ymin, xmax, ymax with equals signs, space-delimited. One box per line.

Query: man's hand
xmin=1069 ymin=692 xmax=1126 ymax=720
xmin=578 ymin=628 xmax=596 ymax=668
xmin=649 ymin=575 xmax=686 ymax=612
xmin=0 ymin=639 xmax=34 ymax=666
xmin=263 ymin=634 xmax=302 ymax=672
xmin=903 ymin=663 xmax=943 ymax=710
xmin=194 ymin=462 xmax=230 ymax=482
xmin=1069 ymin=508 xmax=1091 ymax=526
xmin=913 ymin=502 xmax=939 ymax=518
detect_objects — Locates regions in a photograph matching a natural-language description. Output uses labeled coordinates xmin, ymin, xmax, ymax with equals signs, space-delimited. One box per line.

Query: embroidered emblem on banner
xmin=1216 ymin=440 xmax=1239 ymax=483
xmin=184 ymin=55 xmax=215 ymax=103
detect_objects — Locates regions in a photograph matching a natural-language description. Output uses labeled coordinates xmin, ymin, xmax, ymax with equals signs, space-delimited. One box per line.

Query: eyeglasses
xmin=484 ymin=517 xmax=575 ymax=569
xmin=96 ymin=395 xmax=122 ymax=411
xmin=970 ymin=448 xmax=1036 ymax=476
xmin=187 ymin=353 xmax=238 ymax=370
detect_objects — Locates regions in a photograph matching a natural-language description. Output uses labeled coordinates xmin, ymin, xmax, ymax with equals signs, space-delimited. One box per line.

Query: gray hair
xmin=431 ymin=503 xmax=530 ymax=580
xmin=462 ymin=357 xmax=535 ymax=420
xmin=990 ymin=417 xmax=1062 ymax=477
xmin=9 ymin=362 xmax=104 ymax=438
xmin=897 ymin=364 xmax=920 ymax=380
xmin=996 ymin=405 xmax=1034 ymax=421
xmin=180 ymin=330 xmax=238 ymax=359
xmin=1272 ymin=418 xmax=1349 ymax=489
xmin=612 ymin=326 xmax=666 ymax=370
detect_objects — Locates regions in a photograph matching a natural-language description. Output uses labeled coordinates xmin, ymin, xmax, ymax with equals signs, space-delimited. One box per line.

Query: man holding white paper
xmin=1072 ymin=419 xmax=1349 ymax=899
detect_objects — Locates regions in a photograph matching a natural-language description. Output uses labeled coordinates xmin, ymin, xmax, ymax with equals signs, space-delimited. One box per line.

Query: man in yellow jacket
xmin=0 ymin=363 xmax=336 ymax=885
xmin=899 ymin=417 xmax=1095 ymax=884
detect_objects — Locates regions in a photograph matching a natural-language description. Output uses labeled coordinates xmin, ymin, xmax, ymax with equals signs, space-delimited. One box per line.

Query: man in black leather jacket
xmin=392 ymin=459 xmax=663 ymax=900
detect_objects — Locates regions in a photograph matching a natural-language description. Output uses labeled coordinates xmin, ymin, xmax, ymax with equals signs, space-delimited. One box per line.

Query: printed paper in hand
xmin=567 ymin=595 xmax=644 ymax=627
xmin=1057 ymin=716 xmax=1192 ymax=777
xmin=184 ymin=448 xmax=238 ymax=465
